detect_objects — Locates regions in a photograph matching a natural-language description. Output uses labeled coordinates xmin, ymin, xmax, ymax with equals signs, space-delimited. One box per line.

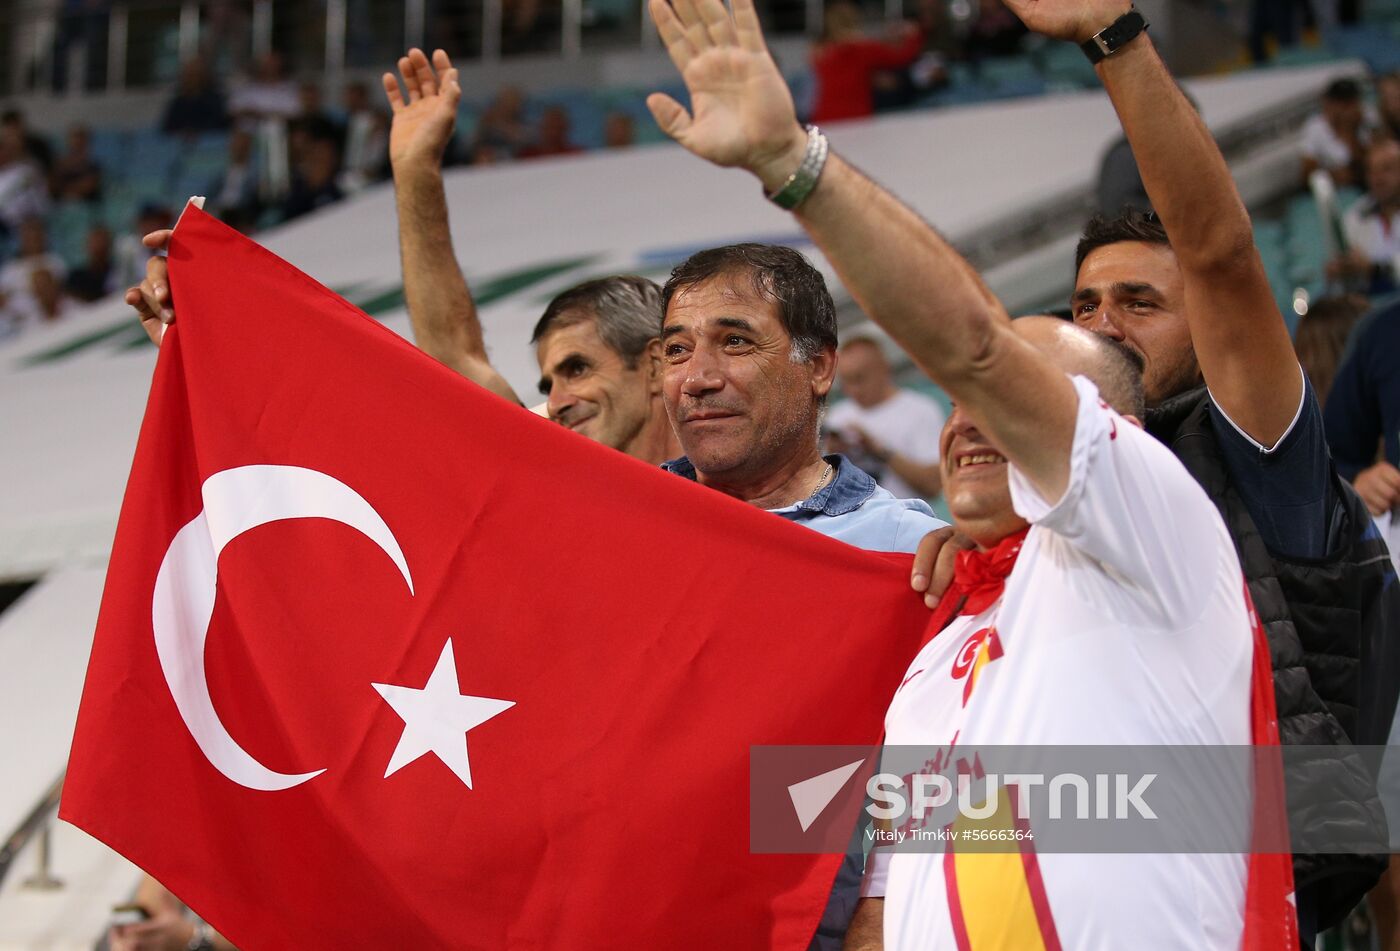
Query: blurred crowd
xmin=0 ymin=44 xmax=656 ymax=342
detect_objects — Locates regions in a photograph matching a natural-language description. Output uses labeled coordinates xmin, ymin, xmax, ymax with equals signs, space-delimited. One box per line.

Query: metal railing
xmin=0 ymin=772 xmax=66 ymax=893
xmin=7 ymin=0 xmax=825 ymax=97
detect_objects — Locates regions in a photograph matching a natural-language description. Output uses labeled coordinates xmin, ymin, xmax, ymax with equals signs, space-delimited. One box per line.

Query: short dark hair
xmin=660 ymin=243 xmax=838 ymax=362
xmin=531 ymin=275 xmax=663 ymax=367
xmin=1324 ymin=78 xmax=1363 ymax=102
xmin=1075 ymin=210 xmax=1171 ymax=273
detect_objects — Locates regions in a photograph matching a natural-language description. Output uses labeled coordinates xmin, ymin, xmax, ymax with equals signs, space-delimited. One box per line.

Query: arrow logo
xmin=787 ymin=758 xmax=867 ymax=833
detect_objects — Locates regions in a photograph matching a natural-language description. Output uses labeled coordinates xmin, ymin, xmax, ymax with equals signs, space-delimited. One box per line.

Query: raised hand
xmin=999 ymin=0 xmax=1131 ymax=44
xmin=646 ymin=0 xmax=807 ymax=192
xmin=125 ymin=229 xmax=175 ymax=347
xmin=383 ymin=48 xmax=462 ymax=170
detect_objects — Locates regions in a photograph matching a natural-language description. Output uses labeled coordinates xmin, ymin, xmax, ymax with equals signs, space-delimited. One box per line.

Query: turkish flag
xmin=60 ymin=207 xmax=934 ymax=949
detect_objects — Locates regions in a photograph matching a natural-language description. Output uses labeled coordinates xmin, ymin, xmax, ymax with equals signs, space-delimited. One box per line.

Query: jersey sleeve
xmin=1007 ymin=375 xmax=1228 ymax=624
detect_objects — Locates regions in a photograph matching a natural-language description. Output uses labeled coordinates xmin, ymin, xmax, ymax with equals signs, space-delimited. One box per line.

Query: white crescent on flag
xmin=151 ymin=464 xmax=414 ymax=791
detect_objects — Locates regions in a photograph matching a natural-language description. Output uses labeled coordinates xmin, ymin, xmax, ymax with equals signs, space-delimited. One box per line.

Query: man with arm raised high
xmin=646 ymin=0 xmax=1297 ymax=947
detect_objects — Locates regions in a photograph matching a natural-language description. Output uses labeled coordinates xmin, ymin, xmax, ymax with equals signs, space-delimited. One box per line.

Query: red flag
xmin=60 ymin=207 xmax=933 ymax=950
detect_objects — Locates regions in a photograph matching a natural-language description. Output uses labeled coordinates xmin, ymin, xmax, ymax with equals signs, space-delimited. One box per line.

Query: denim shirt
xmin=660 ymin=453 xmax=946 ymax=555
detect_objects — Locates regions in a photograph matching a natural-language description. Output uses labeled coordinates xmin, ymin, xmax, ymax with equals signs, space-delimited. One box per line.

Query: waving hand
xmin=646 ymin=0 xmax=807 ymax=191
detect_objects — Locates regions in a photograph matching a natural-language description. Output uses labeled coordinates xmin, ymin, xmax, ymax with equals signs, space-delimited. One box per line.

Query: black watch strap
xmin=1080 ymin=8 xmax=1148 ymax=64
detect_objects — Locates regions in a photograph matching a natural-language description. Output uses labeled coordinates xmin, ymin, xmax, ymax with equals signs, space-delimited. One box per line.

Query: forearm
xmin=843 ymin=897 xmax=884 ymax=950
xmin=1098 ymin=33 xmax=1297 ymax=440
xmin=1097 ymin=35 xmax=1249 ymax=268
xmin=393 ymin=160 xmax=520 ymax=402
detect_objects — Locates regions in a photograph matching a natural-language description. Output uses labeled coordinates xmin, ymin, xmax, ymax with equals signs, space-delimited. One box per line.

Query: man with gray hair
xmin=657 ymin=240 xmax=942 ymax=546
xmin=527 ymin=276 xmax=679 ymax=463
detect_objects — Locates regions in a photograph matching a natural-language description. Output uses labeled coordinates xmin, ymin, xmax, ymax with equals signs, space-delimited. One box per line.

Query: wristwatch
xmin=1080 ymin=8 xmax=1148 ymax=64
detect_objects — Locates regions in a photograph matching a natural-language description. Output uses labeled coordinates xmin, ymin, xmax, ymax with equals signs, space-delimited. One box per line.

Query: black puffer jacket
xmin=1148 ymin=387 xmax=1399 ymax=933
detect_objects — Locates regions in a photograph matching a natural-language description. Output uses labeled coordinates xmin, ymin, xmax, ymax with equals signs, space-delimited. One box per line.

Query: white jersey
xmin=874 ymin=376 xmax=1254 ymax=951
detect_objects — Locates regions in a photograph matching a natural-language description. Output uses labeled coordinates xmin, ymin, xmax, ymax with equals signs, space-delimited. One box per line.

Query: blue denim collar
xmin=660 ymin=453 xmax=878 ymax=517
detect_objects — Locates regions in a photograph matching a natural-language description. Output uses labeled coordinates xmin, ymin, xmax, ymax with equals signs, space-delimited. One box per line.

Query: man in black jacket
xmin=1067 ymin=129 xmax=1399 ymax=951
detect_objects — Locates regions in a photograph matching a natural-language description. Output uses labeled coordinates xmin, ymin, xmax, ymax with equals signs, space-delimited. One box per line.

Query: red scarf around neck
xmin=924 ymin=527 xmax=1029 ymax=645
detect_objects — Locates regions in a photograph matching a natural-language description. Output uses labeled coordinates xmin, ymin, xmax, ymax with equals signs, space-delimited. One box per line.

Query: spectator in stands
xmin=160 ymin=57 xmax=230 ymax=136
xmin=210 ymin=129 xmax=261 ymax=231
xmin=0 ymin=127 xmax=50 ymax=238
xmin=826 ymin=335 xmax=944 ymax=499
xmin=65 ymin=224 xmax=115 ymax=302
xmin=51 ymin=0 xmax=110 ymax=93
xmin=114 ymin=204 xmax=173 ymax=289
xmin=0 ymin=110 xmax=53 ymax=171
xmin=519 ymin=106 xmax=583 ymax=159
xmin=1329 ymin=137 xmax=1400 ymax=293
xmin=808 ymin=1 xmax=923 ymax=124
xmin=1248 ymin=0 xmax=1302 ymax=63
xmin=294 ymin=80 xmax=335 ymax=135
xmin=1325 ymin=297 xmax=1400 ymax=515
xmin=280 ymin=118 xmax=344 ymax=221
xmin=200 ymin=0 xmax=252 ymax=74
xmin=1301 ymin=77 xmax=1375 ymax=188
xmin=603 ymin=112 xmax=635 ymax=150
xmin=48 ymin=124 xmax=102 ymax=203
xmin=288 ymin=80 xmax=337 ymax=172
xmin=502 ymin=0 xmax=547 ymax=55
xmin=1378 ymin=71 xmax=1400 ymax=142
xmin=339 ymin=80 xmax=389 ymax=192
xmin=228 ymin=50 xmax=300 ymax=128
xmin=0 ymin=217 xmax=69 ymax=333
xmin=1293 ymin=294 xmax=1367 ymax=408
xmin=1071 ymin=209 xmax=1395 ymax=951
xmin=469 ymin=85 xmax=530 ymax=161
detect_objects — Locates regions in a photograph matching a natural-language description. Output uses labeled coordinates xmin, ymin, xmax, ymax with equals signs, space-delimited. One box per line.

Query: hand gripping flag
xmin=60 ymin=207 xmax=935 ymax=949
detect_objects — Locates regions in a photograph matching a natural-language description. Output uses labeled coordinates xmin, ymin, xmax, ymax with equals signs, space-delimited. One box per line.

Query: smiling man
xmin=529 ymin=276 xmax=681 ymax=462
xmin=656 ymin=243 xmax=943 ymax=551
xmin=1069 ymin=85 xmax=1399 ymax=948
xmin=653 ymin=243 xmax=947 ymax=948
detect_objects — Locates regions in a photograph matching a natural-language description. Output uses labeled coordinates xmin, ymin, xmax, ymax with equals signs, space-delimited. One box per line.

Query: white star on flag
xmin=372 ymin=638 xmax=515 ymax=788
